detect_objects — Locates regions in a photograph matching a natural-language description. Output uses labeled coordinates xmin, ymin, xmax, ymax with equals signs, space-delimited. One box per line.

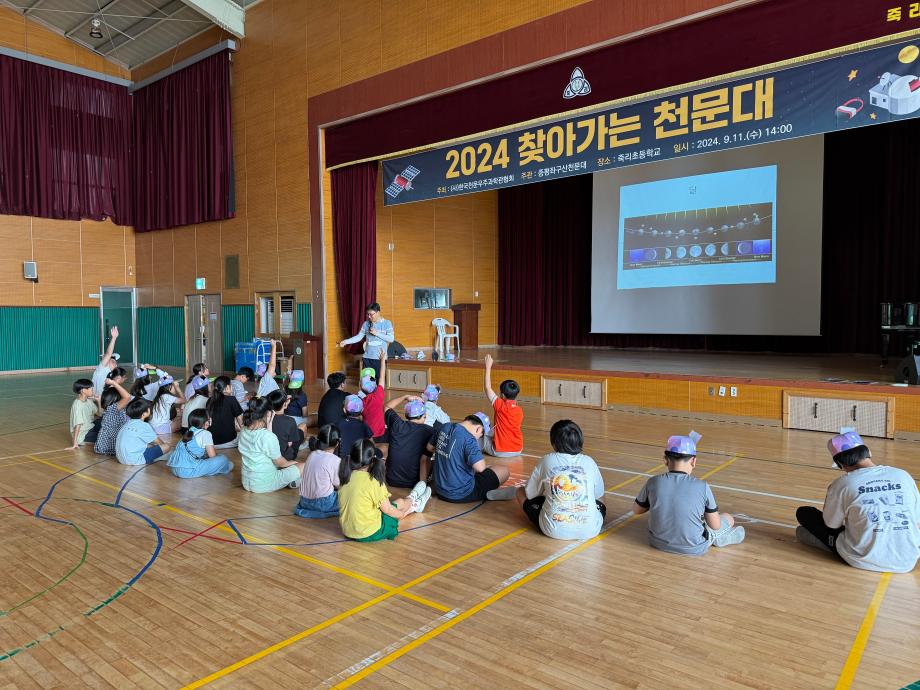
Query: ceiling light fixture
xmin=89 ymin=18 xmax=103 ymax=39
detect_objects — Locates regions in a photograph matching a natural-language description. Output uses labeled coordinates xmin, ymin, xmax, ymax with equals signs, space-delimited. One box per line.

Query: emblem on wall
xmin=563 ymin=67 xmax=591 ymax=99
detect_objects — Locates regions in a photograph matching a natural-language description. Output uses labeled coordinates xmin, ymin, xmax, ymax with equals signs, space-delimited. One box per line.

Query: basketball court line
xmin=27 ymin=456 xmax=451 ymax=614
xmin=835 ymin=572 xmax=893 ymax=690
xmin=181 ymin=528 xmax=529 ymax=689
xmin=326 ymin=456 xmax=741 ymax=687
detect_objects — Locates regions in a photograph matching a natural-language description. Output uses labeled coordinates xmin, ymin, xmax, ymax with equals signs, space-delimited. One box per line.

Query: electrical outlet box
xmin=730 ymin=386 xmax=738 ymax=397
xmin=718 ymin=386 xmax=726 ymax=397
xmin=708 ymin=386 xmax=714 ymax=396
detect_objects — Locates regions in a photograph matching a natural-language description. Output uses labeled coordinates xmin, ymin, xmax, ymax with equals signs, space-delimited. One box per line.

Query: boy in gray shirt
xmin=633 ymin=432 xmax=745 ymax=555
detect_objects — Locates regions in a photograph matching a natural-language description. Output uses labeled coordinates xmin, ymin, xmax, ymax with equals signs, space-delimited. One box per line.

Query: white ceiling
xmin=2 ymin=0 xmax=257 ymax=69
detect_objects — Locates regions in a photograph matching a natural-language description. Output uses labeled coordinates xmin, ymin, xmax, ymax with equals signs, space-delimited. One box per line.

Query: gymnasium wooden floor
xmin=1 ymin=372 xmax=918 ymax=689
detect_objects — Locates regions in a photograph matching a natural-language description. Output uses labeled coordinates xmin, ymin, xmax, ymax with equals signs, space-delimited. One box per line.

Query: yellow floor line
xmin=333 ymin=516 xmax=640 ymax=688
xmin=835 ymin=572 xmax=892 ymax=690
xmin=182 ymin=528 xmax=527 ymax=689
xmin=28 ymin=456 xmax=450 ymax=612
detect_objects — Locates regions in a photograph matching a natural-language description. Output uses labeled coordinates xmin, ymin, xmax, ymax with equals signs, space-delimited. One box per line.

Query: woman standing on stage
xmin=338 ymin=302 xmax=394 ymax=381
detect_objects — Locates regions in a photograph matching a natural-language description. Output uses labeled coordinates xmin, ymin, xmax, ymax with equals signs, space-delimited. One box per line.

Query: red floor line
xmin=169 ymin=519 xmax=228 ymax=552
xmin=1 ymin=496 xmax=35 ymax=516
xmin=157 ymin=524 xmax=239 ymax=545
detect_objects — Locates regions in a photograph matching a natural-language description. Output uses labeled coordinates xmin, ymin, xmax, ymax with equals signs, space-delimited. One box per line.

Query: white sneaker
xmin=414 ymin=486 xmax=432 ymax=513
xmin=409 ymin=480 xmax=428 ymax=502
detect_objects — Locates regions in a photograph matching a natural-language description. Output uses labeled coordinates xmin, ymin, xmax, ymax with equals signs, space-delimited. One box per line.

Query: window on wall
xmin=256 ymin=291 xmax=296 ymax=336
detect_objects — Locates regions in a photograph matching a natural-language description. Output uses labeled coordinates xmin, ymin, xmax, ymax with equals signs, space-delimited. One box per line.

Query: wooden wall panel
xmin=689 ymin=381 xmax=784 ymax=419
xmin=608 ymin=377 xmax=690 ymax=412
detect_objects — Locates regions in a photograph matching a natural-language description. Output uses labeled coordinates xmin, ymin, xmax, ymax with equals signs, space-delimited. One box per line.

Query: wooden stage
xmin=0 ymin=370 xmax=919 ymax=688
xmin=377 ymin=346 xmax=920 ymax=436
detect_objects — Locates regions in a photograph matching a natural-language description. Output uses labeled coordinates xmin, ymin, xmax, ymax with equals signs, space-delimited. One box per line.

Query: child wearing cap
xmin=115 ymin=398 xmax=170 ymax=465
xmin=91 ymin=326 xmax=120 ymax=398
xmin=283 ymin=370 xmax=309 ymax=423
xmin=422 ymin=384 xmax=450 ymax=427
xmin=796 ymin=431 xmax=920 ymax=572
xmin=256 ymin=340 xmax=282 ymax=397
xmin=337 ymin=439 xmax=430 ymax=542
xmin=130 ymin=365 xmax=166 ymax=402
xmin=295 ymin=424 xmax=342 ymax=519
xmin=150 ymin=374 xmax=185 ymax=436
xmin=95 ymin=380 xmax=132 ymax=455
xmin=232 ymin=367 xmax=254 ymax=411
xmin=181 ymin=375 xmax=211 ymax=431
xmin=239 ymin=397 xmax=304 ymax=493
xmin=383 ymin=395 xmax=437 ymax=488
xmin=633 ymin=432 xmax=745 ymax=555
xmin=167 ymin=409 xmax=234 ymax=479
xmin=482 ymin=354 xmax=524 ymax=457
xmin=337 ymin=395 xmax=374 ymax=462
xmin=429 ymin=414 xmax=513 ymax=503
xmin=69 ymin=378 xmax=97 ymax=449
xmin=360 ymin=351 xmax=387 ymax=444
xmin=184 ymin=363 xmax=210 ymax=400
xmin=514 ymin=420 xmax=607 ymax=540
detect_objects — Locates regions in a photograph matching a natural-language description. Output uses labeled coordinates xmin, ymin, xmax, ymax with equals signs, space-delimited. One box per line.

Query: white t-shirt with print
xmin=824 ymin=465 xmax=920 ymax=573
xmin=524 ymin=452 xmax=605 ymax=540
xmin=150 ymin=394 xmax=177 ymax=428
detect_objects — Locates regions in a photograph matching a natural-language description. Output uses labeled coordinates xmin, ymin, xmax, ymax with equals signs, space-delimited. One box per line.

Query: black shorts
xmin=438 ymin=468 xmax=501 ymax=503
xmin=522 ymin=495 xmax=608 ymax=535
xmin=373 ymin=433 xmax=389 ymax=444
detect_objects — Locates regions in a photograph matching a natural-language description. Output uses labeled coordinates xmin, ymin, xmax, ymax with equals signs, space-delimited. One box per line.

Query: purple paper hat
xmin=345 ymin=394 xmax=364 ymax=414
xmin=360 ymin=376 xmax=377 ymax=394
xmin=290 ymin=369 xmax=305 ymax=382
xmin=256 ymin=363 xmax=268 ymax=377
xmin=828 ymin=430 xmax=865 ymax=457
xmin=666 ymin=431 xmax=702 ymax=456
xmin=158 ymin=373 xmax=174 ymax=386
xmin=423 ymin=384 xmax=441 ymax=401
xmin=192 ymin=375 xmax=210 ymax=391
xmin=133 ymin=367 xmax=147 ymax=379
xmin=473 ymin=411 xmax=491 ymax=436
xmin=405 ymin=400 xmax=426 ymax=419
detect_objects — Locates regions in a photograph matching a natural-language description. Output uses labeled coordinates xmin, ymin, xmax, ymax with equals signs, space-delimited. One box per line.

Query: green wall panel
xmin=297 ymin=302 xmax=312 ymax=333
xmin=0 ymin=307 xmax=98 ymax=371
xmin=222 ymin=304 xmax=254 ymax=371
xmin=137 ymin=307 xmax=186 ymax=368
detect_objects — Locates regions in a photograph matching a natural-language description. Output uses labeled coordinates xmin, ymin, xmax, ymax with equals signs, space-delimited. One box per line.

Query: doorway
xmin=186 ymin=294 xmax=223 ymax=374
xmin=99 ymin=287 xmax=137 ymax=365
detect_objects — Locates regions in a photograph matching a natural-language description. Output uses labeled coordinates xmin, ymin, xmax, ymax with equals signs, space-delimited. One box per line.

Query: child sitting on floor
xmin=166 ymin=409 xmax=234 ymax=479
xmin=337 ymin=439 xmax=431 ymax=542
xmin=150 ymin=374 xmax=185 ymax=437
xmin=69 ymin=378 xmax=97 ymax=449
xmin=130 ymin=365 xmax=164 ymax=402
xmin=206 ymin=376 xmax=244 ymax=449
xmin=422 ymin=384 xmax=450 ymax=427
xmin=115 ymin=398 xmax=169 ymax=465
xmin=267 ymin=389 xmax=307 ymax=461
xmin=184 ymin=362 xmax=210 ymax=400
xmin=360 ymin=354 xmax=387 ymax=444
xmin=255 ymin=339 xmax=281 ymax=397
xmin=336 ymin=395 xmax=374 ymax=461
xmin=317 ymin=372 xmax=349 ymax=429
xmin=515 ymin=419 xmax=606 ymax=540
xmin=182 ymin=375 xmax=210 ymax=431
xmin=294 ymin=424 xmax=342 ymax=519
xmin=238 ymin=397 xmax=303 ymax=493
xmin=482 ymin=354 xmax=524 ymax=457
xmin=95 ymin=380 xmax=132 ymax=455
xmin=232 ymin=366 xmax=254 ymax=411
xmin=632 ymin=432 xmax=745 ymax=555
xmin=796 ymin=430 xmax=920 ymax=572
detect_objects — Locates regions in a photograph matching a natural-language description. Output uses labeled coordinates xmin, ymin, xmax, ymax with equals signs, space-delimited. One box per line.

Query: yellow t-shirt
xmin=337 ymin=470 xmax=390 ymax=539
xmin=70 ymin=398 xmax=97 ymax=444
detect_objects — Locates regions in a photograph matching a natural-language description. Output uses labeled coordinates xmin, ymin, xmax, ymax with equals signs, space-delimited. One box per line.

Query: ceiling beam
xmin=178 ymin=0 xmax=243 ymax=38
xmin=99 ymin=0 xmax=189 ymax=55
xmin=64 ymin=0 xmax=125 ymax=37
xmin=22 ymin=0 xmax=45 ymax=15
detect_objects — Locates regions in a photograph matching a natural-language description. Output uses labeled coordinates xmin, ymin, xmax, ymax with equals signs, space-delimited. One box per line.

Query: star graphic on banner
xmin=870 ymin=112 xmax=877 ymax=119
xmin=848 ymin=69 xmax=858 ymax=81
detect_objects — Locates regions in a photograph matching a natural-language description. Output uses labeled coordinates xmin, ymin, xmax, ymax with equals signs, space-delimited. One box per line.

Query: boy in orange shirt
xmin=482 ymin=354 xmax=524 ymax=457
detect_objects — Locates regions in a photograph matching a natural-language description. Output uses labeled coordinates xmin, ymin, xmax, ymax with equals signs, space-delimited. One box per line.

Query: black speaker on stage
xmin=896 ymin=355 xmax=920 ymax=384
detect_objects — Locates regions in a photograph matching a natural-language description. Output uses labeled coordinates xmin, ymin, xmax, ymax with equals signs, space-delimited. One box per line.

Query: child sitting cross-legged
xmin=795 ymin=430 xmax=920 ymax=572
xmin=115 ymin=398 xmax=170 ymax=465
xmin=238 ymin=397 xmax=304 ymax=493
xmin=94 ymin=380 xmax=132 ymax=455
xmin=166 ymin=409 xmax=234 ymax=479
xmin=421 ymin=384 xmax=450 ymax=427
xmin=69 ymin=378 xmax=97 ymax=449
xmin=294 ymin=424 xmax=342 ymax=519
xmin=150 ymin=374 xmax=185 ymax=437
xmin=337 ymin=439 xmax=431 ymax=542
xmin=632 ymin=432 xmax=745 ymax=555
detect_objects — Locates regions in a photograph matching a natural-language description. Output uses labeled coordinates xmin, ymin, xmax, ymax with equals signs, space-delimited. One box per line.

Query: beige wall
xmin=0 ymin=8 xmax=134 ymax=307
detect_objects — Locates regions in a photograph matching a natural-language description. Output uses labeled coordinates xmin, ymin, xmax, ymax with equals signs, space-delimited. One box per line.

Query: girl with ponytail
xmin=165 ymin=409 xmax=233 ymax=478
xmin=206 ymin=375 xmax=244 ymax=449
xmin=336 ymin=439 xmax=431 ymax=542
xmin=238 ymin=397 xmax=304 ymax=493
xmin=293 ymin=424 xmax=342 ymax=519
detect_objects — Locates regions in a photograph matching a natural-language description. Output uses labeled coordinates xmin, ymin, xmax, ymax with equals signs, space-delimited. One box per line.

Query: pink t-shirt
xmin=362 ymin=386 xmax=386 ymax=437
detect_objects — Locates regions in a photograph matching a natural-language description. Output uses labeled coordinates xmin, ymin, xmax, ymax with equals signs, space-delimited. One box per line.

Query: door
xmin=186 ymin=294 xmax=223 ymax=374
xmin=99 ymin=287 xmax=136 ymax=365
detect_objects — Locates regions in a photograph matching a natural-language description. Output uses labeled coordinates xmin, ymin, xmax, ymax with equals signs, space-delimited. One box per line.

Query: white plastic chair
xmin=432 ymin=317 xmax=460 ymax=356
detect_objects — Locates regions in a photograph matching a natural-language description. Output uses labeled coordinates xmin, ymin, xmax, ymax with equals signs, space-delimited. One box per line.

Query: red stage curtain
xmin=331 ymin=162 xmax=378 ymax=352
xmin=498 ymin=119 xmax=920 ymax=355
xmin=132 ymin=51 xmax=234 ymax=233
xmin=0 ymin=53 xmax=132 ymax=224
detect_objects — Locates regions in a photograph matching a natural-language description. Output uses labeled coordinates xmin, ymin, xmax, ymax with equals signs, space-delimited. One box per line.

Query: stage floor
xmin=424 ymin=346 xmax=899 ymax=385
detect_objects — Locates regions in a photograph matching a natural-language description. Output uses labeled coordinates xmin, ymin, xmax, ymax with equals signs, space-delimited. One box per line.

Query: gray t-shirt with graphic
xmin=635 ymin=471 xmax=718 ymax=555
